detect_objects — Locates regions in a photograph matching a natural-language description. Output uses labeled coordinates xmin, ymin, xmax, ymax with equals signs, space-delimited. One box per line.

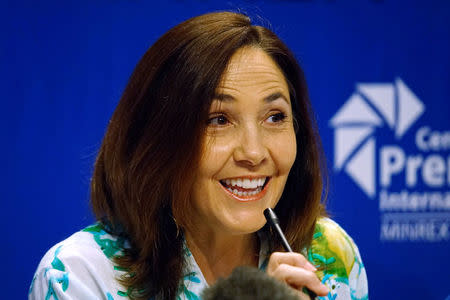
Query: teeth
xmin=221 ymin=177 xmax=268 ymax=197
xmin=226 ymin=186 xmax=263 ymax=197
xmin=224 ymin=177 xmax=266 ymax=189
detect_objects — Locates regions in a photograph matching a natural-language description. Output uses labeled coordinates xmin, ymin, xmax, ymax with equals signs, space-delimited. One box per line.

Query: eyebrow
xmin=213 ymin=91 xmax=290 ymax=104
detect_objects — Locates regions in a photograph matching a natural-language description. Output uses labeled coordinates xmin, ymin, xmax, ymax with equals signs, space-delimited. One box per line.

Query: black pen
xmin=264 ymin=208 xmax=317 ymax=300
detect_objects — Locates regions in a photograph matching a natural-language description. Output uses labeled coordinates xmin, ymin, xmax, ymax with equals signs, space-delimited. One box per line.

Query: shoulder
xmin=29 ymin=223 xmax=128 ymax=300
xmin=309 ymin=218 xmax=368 ymax=300
xmin=311 ymin=218 xmax=360 ymax=272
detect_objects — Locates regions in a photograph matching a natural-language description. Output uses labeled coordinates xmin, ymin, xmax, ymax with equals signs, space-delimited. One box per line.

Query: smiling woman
xmin=190 ymin=47 xmax=297 ymax=238
xmin=29 ymin=12 xmax=368 ymax=300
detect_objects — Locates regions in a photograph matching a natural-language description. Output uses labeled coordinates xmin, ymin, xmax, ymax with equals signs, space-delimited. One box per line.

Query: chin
xmin=225 ymin=214 xmax=267 ymax=235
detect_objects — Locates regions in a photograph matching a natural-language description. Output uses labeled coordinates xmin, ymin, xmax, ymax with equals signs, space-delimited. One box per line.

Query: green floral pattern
xmin=309 ymin=218 xmax=368 ymax=300
xmin=30 ymin=218 xmax=368 ymax=299
xmin=82 ymin=224 xmax=126 ymax=259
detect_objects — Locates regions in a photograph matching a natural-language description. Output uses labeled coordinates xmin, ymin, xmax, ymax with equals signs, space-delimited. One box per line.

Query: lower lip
xmin=219 ymin=179 xmax=270 ymax=202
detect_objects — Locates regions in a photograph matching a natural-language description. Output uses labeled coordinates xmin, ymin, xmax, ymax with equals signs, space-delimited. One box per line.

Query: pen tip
xmin=264 ymin=208 xmax=279 ymax=225
xmin=263 ymin=208 xmax=271 ymax=219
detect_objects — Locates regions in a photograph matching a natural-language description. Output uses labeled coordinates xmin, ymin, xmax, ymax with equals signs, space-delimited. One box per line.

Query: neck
xmin=184 ymin=228 xmax=259 ymax=285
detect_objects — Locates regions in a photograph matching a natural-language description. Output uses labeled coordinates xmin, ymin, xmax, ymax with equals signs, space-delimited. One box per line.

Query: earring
xmin=172 ymin=215 xmax=181 ymax=238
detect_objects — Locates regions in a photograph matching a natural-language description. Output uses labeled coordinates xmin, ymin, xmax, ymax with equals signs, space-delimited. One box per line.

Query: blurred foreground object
xmin=202 ymin=266 xmax=300 ymax=300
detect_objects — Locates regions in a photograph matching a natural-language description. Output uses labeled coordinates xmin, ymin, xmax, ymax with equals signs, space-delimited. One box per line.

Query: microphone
xmin=201 ymin=266 xmax=300 ymax=300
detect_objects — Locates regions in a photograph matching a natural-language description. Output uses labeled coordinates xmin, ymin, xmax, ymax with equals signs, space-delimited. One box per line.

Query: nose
xmin=233 ymin=124 xmax=268 ymax=167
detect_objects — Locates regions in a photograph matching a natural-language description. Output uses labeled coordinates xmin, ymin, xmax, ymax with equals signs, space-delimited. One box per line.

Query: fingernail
xmin=307 ymin=261 xmax=317 ymax=271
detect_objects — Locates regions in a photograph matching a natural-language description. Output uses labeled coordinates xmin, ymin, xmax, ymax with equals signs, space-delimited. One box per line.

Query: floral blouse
xmin=29 ymin=218 xmax=368 ymax=300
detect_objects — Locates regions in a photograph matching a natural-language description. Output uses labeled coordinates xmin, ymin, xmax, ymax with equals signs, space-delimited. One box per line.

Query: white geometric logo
xmin=330 ymin=78 xmax=425 ymax=198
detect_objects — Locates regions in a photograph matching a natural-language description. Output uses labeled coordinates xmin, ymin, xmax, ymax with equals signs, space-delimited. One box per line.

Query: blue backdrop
xmin=2 ymin=1 xmax=449 ymax=299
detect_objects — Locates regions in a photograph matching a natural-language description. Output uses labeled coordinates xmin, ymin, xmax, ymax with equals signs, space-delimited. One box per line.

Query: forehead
xmin=217 ymin=47 xmax=289 ymax=94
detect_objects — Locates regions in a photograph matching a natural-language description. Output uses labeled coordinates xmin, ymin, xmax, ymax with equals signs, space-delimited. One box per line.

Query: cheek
xmin=197 ymin=138 xmax=234 ymax=177
xmin=273 ymin=131 xmax=297 ymax=173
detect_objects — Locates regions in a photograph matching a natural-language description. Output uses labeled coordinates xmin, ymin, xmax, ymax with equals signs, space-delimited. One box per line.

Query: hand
xmin=266 ymin=252 xmax=329 ymax=299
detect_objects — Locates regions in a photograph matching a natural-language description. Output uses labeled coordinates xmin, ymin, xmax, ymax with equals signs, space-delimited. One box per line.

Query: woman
xmin=30 ymin=12 xmax=368 ymax=300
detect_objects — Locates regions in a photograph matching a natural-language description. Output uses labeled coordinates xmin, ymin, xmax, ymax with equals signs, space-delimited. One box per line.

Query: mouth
xmin=219 ymin=177 xmax=270 ymax=201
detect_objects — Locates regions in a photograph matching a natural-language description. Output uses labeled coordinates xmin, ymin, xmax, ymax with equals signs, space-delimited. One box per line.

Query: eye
xmin=207 ymin=114 xmax=230 ymax=126
xmin=267 ymin=112 xmax=287 ymax=123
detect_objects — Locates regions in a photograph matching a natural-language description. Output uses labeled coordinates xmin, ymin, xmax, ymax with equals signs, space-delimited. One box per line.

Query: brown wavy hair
xmin=90 ymin=11 xmax=326 ymax=300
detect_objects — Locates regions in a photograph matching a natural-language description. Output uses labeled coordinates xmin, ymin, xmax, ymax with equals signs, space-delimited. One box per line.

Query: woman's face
xmin=190 ymin=47 xmax=297 ymax=236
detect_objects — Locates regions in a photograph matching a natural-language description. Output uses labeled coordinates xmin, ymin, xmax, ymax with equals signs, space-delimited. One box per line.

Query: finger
xmin=267 ymin=252 xmax=317 ymax=273
xmin=272 ymin=263 xmax=329 ymax=297
xmin=268 ymin=252 xmax=316 ymax=271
